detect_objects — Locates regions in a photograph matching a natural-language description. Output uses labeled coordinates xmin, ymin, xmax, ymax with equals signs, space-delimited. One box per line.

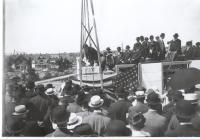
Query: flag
xmin=112 ymin=64 xmax=138 ymax=91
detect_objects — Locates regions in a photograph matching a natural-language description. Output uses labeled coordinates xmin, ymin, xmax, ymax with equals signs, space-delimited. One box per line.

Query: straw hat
xmin=183 ymin=93 xmax=199 ymax=104
xmin=45 ymin=88 xmax=55 ymax=96
xmin=88 ymin=95 xmax=104 ymax=108
xmin=67 ymin=113 xmax=82 ymax=130
xmin=12 ymin=105 xmax=29 ymax=116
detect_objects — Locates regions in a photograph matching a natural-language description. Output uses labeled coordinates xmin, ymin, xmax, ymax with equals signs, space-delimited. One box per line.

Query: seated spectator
xmin=143 ymin=92 xmax=167 ymax=136
xmin=108 ymin=87 xmax=132 ymax=123
xmin=127 ymin=110 xmax=150 ymax=136
xmin=46 ymin=106 xmax=72 ymax=137
xmin=82 ymin=95 xmax=110 ymax=136
xmin=165 ymin=100 xmax=200 ymax=136
xmin=104 ymin=120 xmax=131 ymax=136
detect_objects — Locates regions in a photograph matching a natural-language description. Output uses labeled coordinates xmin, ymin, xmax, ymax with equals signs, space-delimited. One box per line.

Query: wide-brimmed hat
xmin=67 ymin=113 xmax=82 ymax=130
xmin=128 ymin=110 xmax=145 ymax=126
xmin=105 ymin=120 xmax=131 ymax=136
xmin=6 ymin=117 xmax=25 ymax=134
xmin=175 ymin=100 xmax=195 ymax=119
xmin=183 ymin=93 xmax=199 ymax=104
xmin=135 ymin=91 xmax=145 ymax=99
xmin=88 ymin=95 xmax=104 ymax=108
xmin=146 ymin=92 xmax=161 ymax=104
xmin=45 ymin=88 xmax=56 ymax=96
xmin=12 ymin=105 xmax=29 ymax=116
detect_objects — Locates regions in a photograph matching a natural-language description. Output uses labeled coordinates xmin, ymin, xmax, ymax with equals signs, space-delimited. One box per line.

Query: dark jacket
xmin=129 ymin=101 xmax=148 ymax=114
xmin=169 ymin=39 xmax=182 ymax=55
xmin=143 ymin=109 xmax=167 ymax=136
xmin=165 ymin=124 xmax=200 ymax=137
xmin=108 ymin=100 xmax=132 ymax=123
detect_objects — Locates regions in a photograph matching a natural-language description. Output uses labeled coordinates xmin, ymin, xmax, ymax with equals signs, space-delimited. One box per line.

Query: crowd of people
xmin=83 ymin=33 xmax=200 ymax=70
xmin=3 ymin=77 xmax=200 ymax=137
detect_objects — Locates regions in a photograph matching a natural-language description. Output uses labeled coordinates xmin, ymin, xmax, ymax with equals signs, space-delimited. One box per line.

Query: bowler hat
xmin=6 ymin=117 xmax=25 ymax=134
xmin=45 ymin=84 xmax=55 ymax=89
xmin=175 ymin=100 xmax=195 ymax=119
xmin=146 ymin=92 xmax=161 ymax=104
xmin=105 ymin=120 xmax=131 ymax=136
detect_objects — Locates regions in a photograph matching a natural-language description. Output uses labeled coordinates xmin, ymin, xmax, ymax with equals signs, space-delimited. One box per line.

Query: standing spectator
xmin=143 ymin=92 xmax=167 ymax=136
xmin=105 ymin=47 xmax=114 ymax=70
xmin=46 ymin=106 xmax=72 ymax=137
xmin=104 ymin=120 xmax=131 ymax=136
xmin=168 ymin=33 xmax=182 ymax=55
xmin=183 ymin=41 xmax=194 ymax=60
xmin=148 ymin=35 xmax=160 ymax=60
xmin=67 ymin=113 xmax=83 ymax=133
xmin=73 ymin=123 xmax=97 ymax=137
xmin=165 ymin=100 xmax=200 ymax=136
xmin=158 ymin=33 xmax=166 ymax=60
xmin=82 ymin=95 xmax=110 ymax=136
xmin=133 ymin=37 xmax=142 ymax=52
xmin=108 ymin=87 xmax=132 ymax=123
xmin=127 ymin=110 xmax=150 ymax=137
xmin=3 ymin=117 xmax=26 ymax=136
xmin=129 ymin=90 xmax=148 ymax=114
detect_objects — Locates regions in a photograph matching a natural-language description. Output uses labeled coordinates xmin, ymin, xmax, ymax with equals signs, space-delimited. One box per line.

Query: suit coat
xmin=46 ymin=128 xmax=72 ymax=137
xmin=30 ymin=95 xmax=50 ymax=121
xmin=169 ymin=39 xmax=182 ymax=55
xmin=143 ymin=110 xmax=167 ymax=136
xmin=129 ymin=101 xmax=148 ymax=114
xmin=67 ymin=102 xmax=83 ymax=113
xmin=162 ymin=102 xmax=175 ymax=124
xmin=82 ymin=112 xmax=111 ymax=136
xmin=166 ymin=114 xmax=179 ymax=133
xmin=165 ymin=124 xmax=200 ymax=137
xmin=184 ymin=46 xmax=195 ymax=60
xmin=108 ymin=100 xmax=132 ymax=123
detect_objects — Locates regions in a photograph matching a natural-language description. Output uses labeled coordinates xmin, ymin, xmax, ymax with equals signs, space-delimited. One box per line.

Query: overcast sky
xmin=5 ymin=0 xmax=200 ymax=54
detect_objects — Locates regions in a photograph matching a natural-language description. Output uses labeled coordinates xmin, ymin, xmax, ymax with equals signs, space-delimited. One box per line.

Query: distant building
xmin=32 ymin=54 xmax=59 ymax=70
xmin=11 ymin=55 xmax=30 ymax=72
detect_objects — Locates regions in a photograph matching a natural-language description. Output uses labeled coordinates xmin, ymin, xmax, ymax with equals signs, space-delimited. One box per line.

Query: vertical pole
xmin=90 ymin=0 xmax=103 ymax=89
xmin=79 ymin=0 xmax=84 ymax=87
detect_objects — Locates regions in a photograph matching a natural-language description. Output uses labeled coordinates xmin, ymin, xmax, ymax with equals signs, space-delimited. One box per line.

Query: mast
xmin=80 ymin=0 xmax=103 ymax=89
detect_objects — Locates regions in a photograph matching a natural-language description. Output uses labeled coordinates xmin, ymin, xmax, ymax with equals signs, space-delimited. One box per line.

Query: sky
xmin=5 ymin=0 xmax=200 ymax=54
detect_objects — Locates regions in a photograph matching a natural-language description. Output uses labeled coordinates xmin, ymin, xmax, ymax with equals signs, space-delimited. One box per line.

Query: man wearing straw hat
xmin=82 ymin=95 xmax=110 ymax=136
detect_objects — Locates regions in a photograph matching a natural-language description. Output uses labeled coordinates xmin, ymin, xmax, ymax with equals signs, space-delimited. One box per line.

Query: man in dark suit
xmin=165 ymin=100 xmax=200 ymax=137
xmin=108 ymin=87 xmax=132 ymax=123
xmin=82 ymin=44 xmax=98 ymax=66
xmin=143 ymin=92 xmax=167 ymax=136
xmin=183 ymin=41 xmax=195 ymax=60
xmin=148 ymin=35 xmax=160 ymax=61
xmin=168 ymin=33 xmax=182 ymax=55
xmin=158 ymin=33 xmax=166 ymax=60
xmin=133 ymin=37 xmax=142 ymax=52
